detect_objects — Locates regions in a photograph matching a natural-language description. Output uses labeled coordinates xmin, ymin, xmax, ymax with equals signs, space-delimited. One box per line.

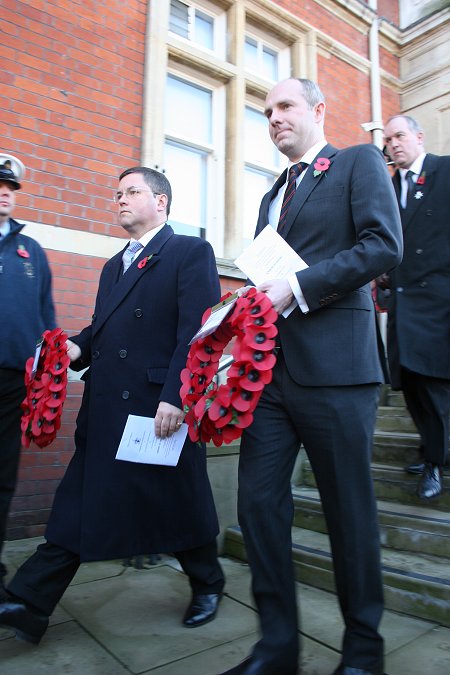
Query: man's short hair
xmin=386 ymin=115 xmax=423 ymax=134
xmin=119 ymin=167 xmax=172 ymax=216
xmin=295 ymin=78 xmax=326 ymax=109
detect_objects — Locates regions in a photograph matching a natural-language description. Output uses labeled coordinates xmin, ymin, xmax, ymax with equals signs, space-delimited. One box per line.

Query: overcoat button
xmin=92 ymin=350 xmax=100 ymax=359
xmin=135 ymin=308 xmax=143 ymax=317
xmin=92 ymin=313 xmax=97 ymax=321
xmin=426 ymin=210 xmax=432 ymax=216
xmin=396 ymin=287 xmax=403 ymax=293
xmin=419 ymin=281 xmax=427 ymax=287
xmin=416 ymin=249 xmax=423 ymax=254
xmin=119 ymin=349 xmax=128 ymax=358
xmin=122 ymin=391 xmax=130 ymax=399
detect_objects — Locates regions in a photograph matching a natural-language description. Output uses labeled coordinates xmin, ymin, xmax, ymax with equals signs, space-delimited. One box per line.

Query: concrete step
xmin=372 ymin=431 xmax=422 ymax=466
xmin=223 ymin=525 xmax=450 ymax=627
xmin=293 ymin=487 xmax=450 ymax=559
xmin=386 ymin=390 xmax=406 ymax=407
xmin=375 ymin=406 xmax=418 ymax=434
xmin=302 ymin=462 xmax=450 ymax=511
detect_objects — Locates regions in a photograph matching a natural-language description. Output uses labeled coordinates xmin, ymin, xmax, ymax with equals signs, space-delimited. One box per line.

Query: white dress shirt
xmin=268 ymin=140 xmax=328 ymax=314
xmin=399 ymin=152 xmax=426 ymax=208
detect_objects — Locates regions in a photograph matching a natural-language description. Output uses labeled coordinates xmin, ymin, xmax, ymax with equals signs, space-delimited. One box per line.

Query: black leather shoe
xmin=217 ymin=656 xmax=298 ymax=674
xmin=417 ymin=463 xmax=443 ymax=500
xmin=183 ymin=592 xmax=222 ymax=627
xmin=404 ymin=461 xmax=424 ymax=475
xmin=0 ymin=596 xmax=48 ymax=644
xmin=333 ymin=666 xmax=385 ymax=675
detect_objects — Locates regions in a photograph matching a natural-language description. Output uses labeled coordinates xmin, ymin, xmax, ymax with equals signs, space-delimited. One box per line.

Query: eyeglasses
xmin=113 ymin=187 xmax=161 ymax=203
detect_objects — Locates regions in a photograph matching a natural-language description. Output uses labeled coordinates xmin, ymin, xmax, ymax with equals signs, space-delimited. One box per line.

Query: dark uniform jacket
xmin=0 ymin=218 xmax=55 ymax=370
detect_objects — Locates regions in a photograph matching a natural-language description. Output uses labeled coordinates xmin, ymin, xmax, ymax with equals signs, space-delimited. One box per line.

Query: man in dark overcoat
xmin=218 ymin=78 xmax=403 ymax=675
xmin=0 ymin=167 xmax=224 ymax=643
xmin=382 ymin=115 xmax=450 ymax=500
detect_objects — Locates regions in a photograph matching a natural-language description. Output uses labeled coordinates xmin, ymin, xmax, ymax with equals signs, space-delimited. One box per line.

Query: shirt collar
xmin=0 ymin=220 xmax=11 ymax=237
xmin=287 ymin=139 xmax=328 ymax=170
xmin=131 ymin=222 xmax=166 ymax=249
xmin=399 ymin=152 xmax=426 ymax=179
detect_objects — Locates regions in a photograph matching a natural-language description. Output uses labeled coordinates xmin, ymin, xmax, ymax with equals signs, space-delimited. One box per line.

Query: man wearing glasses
xmin=0 ymin=167 xmax=224 ymax=644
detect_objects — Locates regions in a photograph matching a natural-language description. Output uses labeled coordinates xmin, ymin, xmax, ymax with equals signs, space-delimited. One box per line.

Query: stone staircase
xmin=223 ymin=387 xmax=450 ymax=626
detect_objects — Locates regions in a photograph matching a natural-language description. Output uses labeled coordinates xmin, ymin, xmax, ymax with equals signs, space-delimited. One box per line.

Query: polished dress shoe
xmin=417 ymin=463 xmax=443 ymax=500
xmin=183 ymin=592 xmax=221 ymax=627
xmin=404 ymin=461 xmax=424 ymax=475
xmin=0 ymin=596 xmax=48 ymax=644
xmin=217 ymin=656 xmax=298 ymax=674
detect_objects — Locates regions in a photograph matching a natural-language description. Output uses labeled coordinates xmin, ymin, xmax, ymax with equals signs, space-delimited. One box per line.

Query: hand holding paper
xmin=234 ymin=225 xmax=309 ymax=317
xmin=257 ymin=278 xmax=295 ymax=315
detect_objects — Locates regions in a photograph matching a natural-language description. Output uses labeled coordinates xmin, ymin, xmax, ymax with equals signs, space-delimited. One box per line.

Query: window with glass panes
xmin=164 ymin=75 xmax=215 ymax=239
xmin=169 ymin=0 xmax=214 ymax=50
xmin=243 ymin=106 xmax=282 ymax=245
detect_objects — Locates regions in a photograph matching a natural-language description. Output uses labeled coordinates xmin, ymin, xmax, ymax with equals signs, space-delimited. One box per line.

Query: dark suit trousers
xmin=401 ymin=368 xmax=450 ymax=466
xmin=0 ymin=369 xmax=26 ymax=578
xmin=238 ymin=354 xmax=384 ymax=673
xmin=7 ymin=539 xmax=224 ymax=616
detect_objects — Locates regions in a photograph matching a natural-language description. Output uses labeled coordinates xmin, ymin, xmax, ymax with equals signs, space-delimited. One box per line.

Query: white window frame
xmin=164 ymin=68 xmax=226 ymax=255
xmin=244 ymin=23 xmax=291 ymax=83
xmin=168 ymin=0 xmax=227 ymax=58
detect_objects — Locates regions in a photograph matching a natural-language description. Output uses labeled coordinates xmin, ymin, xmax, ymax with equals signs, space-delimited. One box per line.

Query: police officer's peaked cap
xmin=0 ymin=154 xmax=25 ymax=190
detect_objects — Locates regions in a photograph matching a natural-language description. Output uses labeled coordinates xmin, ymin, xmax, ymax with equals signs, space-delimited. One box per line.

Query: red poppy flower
xmin=180 ymin=289 xmax=278 ymax=446
xmin=313 ymin=157 xmax=330 ymax=173
xmin=137 ymin=254 xmax=153 ymax=269
xmin=416 ymin=172 xmax=426 ymax=186
xmin=21 ymin=327 xmax=69 ymax=448
xmin=17 ymin=246 xmax=30 ymax=258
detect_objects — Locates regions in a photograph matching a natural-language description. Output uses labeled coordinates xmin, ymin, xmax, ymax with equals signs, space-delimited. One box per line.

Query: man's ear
xmin=314 ymin=101 xmax=326 ymax=123
xmin=156 ymin=193 xmax=168 ymax=213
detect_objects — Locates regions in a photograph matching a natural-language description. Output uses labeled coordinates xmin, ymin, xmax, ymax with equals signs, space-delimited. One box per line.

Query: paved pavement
xmin=1 ymin=536 xmax=449 ymax=674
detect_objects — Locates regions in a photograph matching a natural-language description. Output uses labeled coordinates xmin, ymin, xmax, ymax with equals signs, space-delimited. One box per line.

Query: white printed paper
xmin=234 ymin=225 xmax=309 ymax=317
xmin=116 ymin=415 xmax=188 ymax=466
xmin=188 ymin=298 xmax=236 ymax=345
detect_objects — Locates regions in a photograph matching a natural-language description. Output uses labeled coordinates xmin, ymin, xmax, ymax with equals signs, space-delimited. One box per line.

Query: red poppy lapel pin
xmin=313 ymin=157 xmax=331 ymax=178
xmin=137 ymin=254 xmax=153 ymax=269
xmin=17 ymin=244 xmax=30 ymax=258
xmin=416 ymin=171 xmax=426 ymax=186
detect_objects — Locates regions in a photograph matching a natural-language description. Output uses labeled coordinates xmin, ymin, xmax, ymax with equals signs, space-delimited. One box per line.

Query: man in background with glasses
xmin=0 ymin=167 xmax=224 ymax=644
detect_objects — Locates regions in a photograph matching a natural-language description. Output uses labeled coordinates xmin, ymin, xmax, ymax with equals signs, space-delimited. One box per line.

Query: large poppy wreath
xmin=21 ymin=327 xmax=70 ymax=448
xmin=181 ymin=287 xmax=278 ymax=447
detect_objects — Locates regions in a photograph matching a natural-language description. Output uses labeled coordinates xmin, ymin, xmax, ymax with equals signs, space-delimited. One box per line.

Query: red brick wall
xmin=3 ymin=0 xmax=400 ymax=541
xmin=2 ymin=0 xmax=147 ymax=539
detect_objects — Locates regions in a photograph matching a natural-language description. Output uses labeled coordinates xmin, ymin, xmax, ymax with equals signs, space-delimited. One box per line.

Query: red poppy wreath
xmin=180 ymin=287 xmax=278 ymax=447
xmin=21 ymin=327 xmax=70 ymax=448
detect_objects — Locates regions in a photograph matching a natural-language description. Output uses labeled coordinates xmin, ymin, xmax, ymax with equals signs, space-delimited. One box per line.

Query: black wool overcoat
xmin=387 ymin=154 xmax=450 ymax=389
xmin=46 ymin=225 xmax=222 ymax=561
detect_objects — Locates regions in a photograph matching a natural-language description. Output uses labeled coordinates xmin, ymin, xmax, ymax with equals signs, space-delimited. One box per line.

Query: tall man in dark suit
xmin=218 ymin=79 xmax=402 ymax=675
xmin=382 ymin=115 xmax=450 ymax=500
xmin=0 ymin=167 xmax=224 ymax=644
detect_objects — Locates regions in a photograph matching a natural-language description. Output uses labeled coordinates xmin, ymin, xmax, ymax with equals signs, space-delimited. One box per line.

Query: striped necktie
xmin=277 ymin=162 xmax=307 ymax=232
xmin=122 ymin=240 xmax=143 ymax=273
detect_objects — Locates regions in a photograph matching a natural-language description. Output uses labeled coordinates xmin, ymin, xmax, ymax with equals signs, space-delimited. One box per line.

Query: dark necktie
xmin=122 ymin=240 xmax=143 ymax=273
xmin=277 ymin=161 xmax=307 ymax=232
xmin=404 ymin=170 xmax=415 ymax=207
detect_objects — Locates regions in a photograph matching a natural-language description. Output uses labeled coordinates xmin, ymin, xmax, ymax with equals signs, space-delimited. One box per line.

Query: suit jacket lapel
xmin=92 ymin=224 xmax=173 ymax=337
xmin=281 ymin=144 xmax=337 ymax=239
xmin=400 ymin=154 xmax=436 ymax=229
xmin=256 ymin=169 xmax=288 ymax=236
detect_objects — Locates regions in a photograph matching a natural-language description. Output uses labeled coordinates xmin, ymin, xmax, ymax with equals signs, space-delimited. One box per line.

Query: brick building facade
xmin=1 ymin=0 xmax=448 ymax=539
